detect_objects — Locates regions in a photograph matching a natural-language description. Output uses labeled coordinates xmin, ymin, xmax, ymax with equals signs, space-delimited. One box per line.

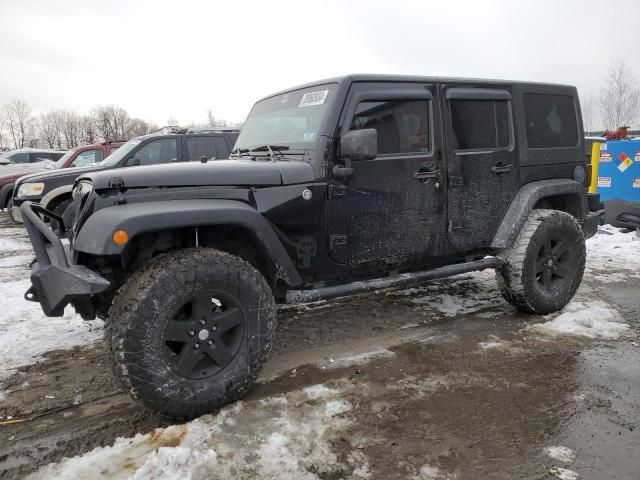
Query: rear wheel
xmin=496 ymin=209 xmax=586 ymax=314
xmin=106 ymin=248 xmax=276 ymax=419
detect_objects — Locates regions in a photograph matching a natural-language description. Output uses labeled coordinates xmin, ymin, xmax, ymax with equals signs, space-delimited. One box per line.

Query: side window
xmin=214 ymin=137 xmax=230 ymax=159
xmin=71 ymin=149 xmax=103 ymax=167
xmin=186 ymin=136 xmax=217 ymax=161
xmin=524 ymin=94 xmax=578 ymax=148
xmin=7 ymin=152 xmax=29 ymax=164
xmin=449 ymin=100 xmax=511 ymax=151
xmin=133 ymin=138 xmax=178 ymax=166
xmin=350 ymin=99 xmax=430 ymax=155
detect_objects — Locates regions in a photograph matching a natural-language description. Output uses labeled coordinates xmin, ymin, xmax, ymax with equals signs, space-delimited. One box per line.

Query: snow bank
xmin=530 ymin=302 xmax=628 ymax=340
xmin=30 ymin=383 xmax=367 ymax=480
xmin=0 ymin=230 xmax=103 ymax=385
xmin=0 ymin=279 xmax=103 ymax=382
xmin=586 ymin=226 xmax=640 ymax=282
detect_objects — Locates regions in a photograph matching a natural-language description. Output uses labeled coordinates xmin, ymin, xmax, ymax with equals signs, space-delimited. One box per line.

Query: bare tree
xmin=4 ymin=99 xmax=34 ymax=148
xmin=78 ymin=115 xmax=98 ymax=145
xmin=598 ymin=58 xmax=640 ymax=129
xmin=38 ymin=111 xmax=64 ymax=148
xmin=580 ymin=94 xmax=598 ymax=134
xmin=59 ymin=110 xmax=82 ymax=148
xmin=93 ymin=105 xmax=135 ymax=141
xmin=206 ymin=109 xmax=233 ymax=128
xmin=128 ymin=118 xmax=158 ymax=138
xmin=0 ymin=109 xmax=7 ymax=150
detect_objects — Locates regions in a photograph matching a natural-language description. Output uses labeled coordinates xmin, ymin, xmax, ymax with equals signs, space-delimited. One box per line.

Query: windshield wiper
xmin=231 ymin=145 xmax=290 ymax=161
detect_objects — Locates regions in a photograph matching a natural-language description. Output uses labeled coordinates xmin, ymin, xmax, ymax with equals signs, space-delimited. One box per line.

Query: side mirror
xmin=340 ymin=129 xmax=377 ymax=161
xmin=126 ymin=156 xmax=140 ymax=167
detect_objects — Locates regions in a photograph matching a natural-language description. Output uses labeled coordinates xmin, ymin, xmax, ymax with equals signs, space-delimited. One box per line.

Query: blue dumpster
xmin=596 ymin=139 xmax=640 ymax=227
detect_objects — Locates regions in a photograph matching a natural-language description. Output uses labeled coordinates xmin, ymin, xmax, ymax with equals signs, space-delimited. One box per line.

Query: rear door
xmin=184 ymin=136 xmax=218 ymax=162
xmin=327 ymin=82 xmax=444 ymax=264
xmin=441 ymin=86 xmax=519 ymax=248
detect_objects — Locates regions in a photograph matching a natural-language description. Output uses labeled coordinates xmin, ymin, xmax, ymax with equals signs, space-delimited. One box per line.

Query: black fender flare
xmin=491 ymin=179 xmax=588 ymax=249
xmin=0 ymin=182 xmax=14 ymax=209
xmin=73 ymin=199 xmax=303 ymax=286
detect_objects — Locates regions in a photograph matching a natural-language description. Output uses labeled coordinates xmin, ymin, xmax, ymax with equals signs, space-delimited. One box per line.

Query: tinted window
xmin=186 ymin=136 xmax=217 ymax=161
xmin=7 ymin=152 xmax=29 ymax=163
xmin=450 ymin=100 xmax=511 ymax=150
xmin=350 ymin=100 xmax=430 ymax=155
xmin=214 ymin=137 xmax=230 ymax=159
xmin=71 ymin=149 xmax=103 ymax=167
xmin=524 ymin=94 xmax=578 ymax=148
xmin=133 ymin=138 xmax=178 ymax=165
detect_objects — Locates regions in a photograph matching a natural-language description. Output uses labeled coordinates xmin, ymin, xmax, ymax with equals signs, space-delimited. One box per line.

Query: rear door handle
xmin=413 ymin=169 xmax=441 ymax=180
xmin=491 ymin=164 xmax=513 ymax=174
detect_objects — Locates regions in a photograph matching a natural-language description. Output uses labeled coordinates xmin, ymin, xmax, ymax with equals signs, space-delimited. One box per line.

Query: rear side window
xmin=350 ymin=99 xmax=430 ymax=155
xmin=186 ymin=136 xmax=217 ymax=161
xmin=134 ymin=138 xmax=178 ymax=165
xmin=7 ymin=152 xmax=29 ymax=163
xmin=449 ymin=100 xmax=511 ymax=150
xmin=71 ymin=149 xmax=103 ymax=167
xmin=524 ymin=94 xmax=578 ymax=148
xmin=214 ymin=137 xmax=230 ymax=159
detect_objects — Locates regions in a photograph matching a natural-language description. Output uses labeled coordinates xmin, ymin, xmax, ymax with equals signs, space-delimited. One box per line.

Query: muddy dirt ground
xmin=1 ymin=213 xmax=639 ymax=479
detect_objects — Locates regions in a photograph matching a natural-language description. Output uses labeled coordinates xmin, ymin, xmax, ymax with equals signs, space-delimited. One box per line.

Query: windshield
xmin=54 ymin=148 xmax=78 ymax=168
xmin=234 ymin=83 xmax=338 ymax=152
xmin=99 ymin=139 xmax=142 ymax=167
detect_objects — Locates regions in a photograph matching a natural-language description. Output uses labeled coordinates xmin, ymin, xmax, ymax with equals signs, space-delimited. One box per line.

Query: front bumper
xmin=20 ymin=201 xmax=110 ymax=318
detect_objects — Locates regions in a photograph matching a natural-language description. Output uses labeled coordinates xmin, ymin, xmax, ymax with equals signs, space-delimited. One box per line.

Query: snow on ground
xmin=529 ymin=301 xmax=629 ymax=340
xmin=545 ymin=445 xmax=576 ymax=463
xmin=0 ymin=223 xmax=103 ymax=386
xmin=321 ymin=348 xmax=395 ymax=369
xmin=585 ymin=225 xmax=640 ymax=283
xmin=29 ymin=382 xmax=368 ymax=480
xmin=0 ymin=277 xmax=103 ymax=383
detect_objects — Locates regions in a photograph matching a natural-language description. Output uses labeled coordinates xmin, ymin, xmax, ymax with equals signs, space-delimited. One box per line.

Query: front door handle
xmin=413 ymin=169 xmax=441 ymax=180
xmin=491 ymin=164 xmax=513 ymax=174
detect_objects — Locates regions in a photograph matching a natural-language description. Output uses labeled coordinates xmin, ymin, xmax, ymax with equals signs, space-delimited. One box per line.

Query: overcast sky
xmin=0 ymin=0 xmax=638 ymax=126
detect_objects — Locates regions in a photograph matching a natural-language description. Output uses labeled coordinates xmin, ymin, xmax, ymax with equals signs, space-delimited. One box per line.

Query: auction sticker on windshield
xmin=299 ymin=90 xmax=329 ymax=107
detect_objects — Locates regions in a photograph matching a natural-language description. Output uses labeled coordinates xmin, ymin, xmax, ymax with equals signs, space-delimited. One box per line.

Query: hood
xmin=15 ymin=164 xmax=107 ymax=186
xmin=0 ymin=169 xmax=35 ymax=184
xmin=84 ymin=160 xmax=315 ymax=190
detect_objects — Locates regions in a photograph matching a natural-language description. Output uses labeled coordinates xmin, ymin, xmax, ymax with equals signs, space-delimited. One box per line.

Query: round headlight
xmin=17 ymin=182 xmax=45 ymax=198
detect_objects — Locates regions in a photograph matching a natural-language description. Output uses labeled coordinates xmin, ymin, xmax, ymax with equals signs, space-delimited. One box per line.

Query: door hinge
xmin=329 ymin=234 xmax=348 ymax=249
xmin=329 ymin=184 xmax=347 ymax=198
xmin=448 ymin=220 xmax=463 ymax=232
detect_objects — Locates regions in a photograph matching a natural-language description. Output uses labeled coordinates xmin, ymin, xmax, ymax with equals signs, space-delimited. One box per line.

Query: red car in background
xmin=0 ymin=141 xmax=123 ymax=213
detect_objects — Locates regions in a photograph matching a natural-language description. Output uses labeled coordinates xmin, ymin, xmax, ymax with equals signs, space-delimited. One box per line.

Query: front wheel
xmin=496 ymin=209 xmax=586 ymax=314
xmin=106 ymin=248 xmax=276 ymax=419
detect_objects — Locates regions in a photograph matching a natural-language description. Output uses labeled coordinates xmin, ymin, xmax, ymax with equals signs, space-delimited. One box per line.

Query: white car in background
xmin=0 ymin=148 xmax=66 ymax=174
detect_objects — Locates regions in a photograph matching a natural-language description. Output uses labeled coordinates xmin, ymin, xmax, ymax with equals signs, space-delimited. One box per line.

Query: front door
xmin=327 ymin=82 xmax=444 ymax=264
xmin=441 ymin=85 xmax=519 ymax=248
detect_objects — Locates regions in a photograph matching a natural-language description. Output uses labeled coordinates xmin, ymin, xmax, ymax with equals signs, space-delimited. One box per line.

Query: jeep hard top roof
xmin=260 ymin=74 xmax=577 ymax=101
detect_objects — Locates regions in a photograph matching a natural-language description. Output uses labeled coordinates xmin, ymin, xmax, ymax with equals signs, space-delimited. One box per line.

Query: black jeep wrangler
xmin=20 ymin=75 xmax=599 ymax=419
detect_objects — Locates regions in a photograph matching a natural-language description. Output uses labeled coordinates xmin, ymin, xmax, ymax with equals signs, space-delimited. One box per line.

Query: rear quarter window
xmin=524 ymin=94 xmax=578 ymax=149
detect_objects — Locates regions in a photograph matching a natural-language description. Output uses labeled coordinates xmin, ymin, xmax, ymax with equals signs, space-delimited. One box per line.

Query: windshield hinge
xmin=109 ymin=177 xmax=125 ymax=189
xmin=329 ymin=234 xmax=348 ymax=250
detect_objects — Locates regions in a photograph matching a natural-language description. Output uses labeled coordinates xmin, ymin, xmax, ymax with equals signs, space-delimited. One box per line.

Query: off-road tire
xmin=496 ymin=209 xmax=586 ymax=314
xmin=106 ymin=248 xmax=276 ymax=419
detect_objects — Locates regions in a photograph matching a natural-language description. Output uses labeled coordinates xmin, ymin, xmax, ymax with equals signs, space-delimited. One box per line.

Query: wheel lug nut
xmin=207 ymin=340 xmax=213 ymax=345
xmin=188 ymin=330 xmax=195 ymax=337
xmin=194 ymin=343 xmax=200 ymax=349
xmin=200 ymin=318 xmax=206 ymax=325
xmin=211 ymin=325 xmax=217 ymax=331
